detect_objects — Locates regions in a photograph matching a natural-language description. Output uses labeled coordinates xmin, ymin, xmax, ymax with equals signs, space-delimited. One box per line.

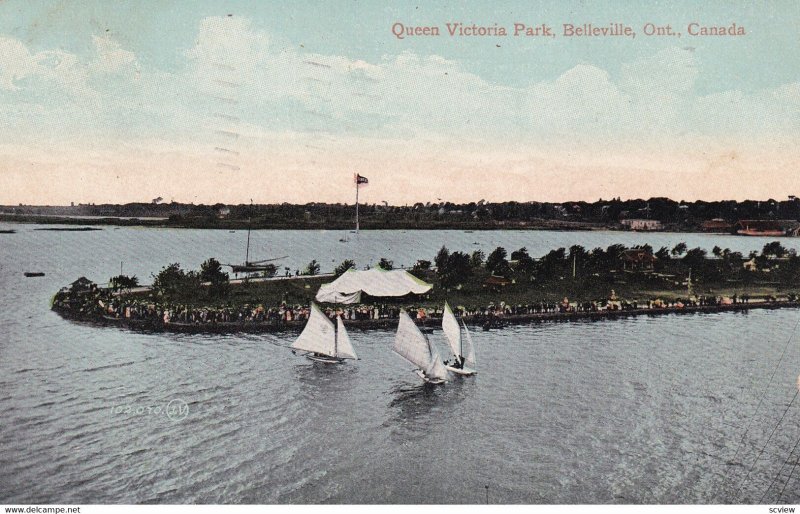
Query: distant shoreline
xmin=0 ymin=213 xmax=607 ymax=231
xmin=4 ymin=197 xmax=800 ymax=234
xmin=0 ymin=214 xmax=727 ymax=234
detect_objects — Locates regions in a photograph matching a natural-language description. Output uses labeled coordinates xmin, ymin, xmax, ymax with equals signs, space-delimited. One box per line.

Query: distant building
xmin=701 ymin=218 xmax=733 ymax=233
xmin=734 ymin=220 xmax=800 ymax=237
xmin=743 ymin=258 xmax=758 ymax=271
xmin=620 ymin=219 xmax=663 ymax=231
xmin=619 ymin=249 xmax=657 ymax=272
xmin=483 ymin=275 xmax=512 ymax=288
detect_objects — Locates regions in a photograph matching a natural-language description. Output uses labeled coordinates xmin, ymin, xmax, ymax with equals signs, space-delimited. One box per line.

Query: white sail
xmin=291 ymin=303 xmax=336 ymax=357
xmin=393 ymin=311 xmax=448 ymax=381
xmin=442 ymin=302 xmax=462 ymax=359
xmin=335 ymin=316 xmax=358 ymax=360
xmin=462 ymin=320 xmax=477 ymax=369
xmin=426 ymin=339 xmax=449 ymax=380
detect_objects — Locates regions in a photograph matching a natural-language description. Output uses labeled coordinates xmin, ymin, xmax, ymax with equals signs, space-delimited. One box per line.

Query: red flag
xmin=354 ymin=173 xmax=368 ymax=185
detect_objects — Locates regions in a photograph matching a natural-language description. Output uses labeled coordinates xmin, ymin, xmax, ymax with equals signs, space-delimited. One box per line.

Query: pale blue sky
xmin=0 ymin=1 xmax=798 ymax=204
xmin=2 ymin=1 xmax=796 ymax=91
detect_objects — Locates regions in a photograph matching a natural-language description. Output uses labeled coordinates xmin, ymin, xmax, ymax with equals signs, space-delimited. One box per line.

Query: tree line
xmin=14 ymin=196 xmax=800 ymax=229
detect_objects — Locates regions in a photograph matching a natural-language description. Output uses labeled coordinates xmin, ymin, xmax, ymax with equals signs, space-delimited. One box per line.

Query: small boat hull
xmin=24 ymin=272 xmax=45 ymax=277
xmin=304 ymin=353 xmax=344 ymax=364
xmin=445 ymin=365 xmax=477 ymax=376
xmin=414 ymin=369 xmax=446 ymax=384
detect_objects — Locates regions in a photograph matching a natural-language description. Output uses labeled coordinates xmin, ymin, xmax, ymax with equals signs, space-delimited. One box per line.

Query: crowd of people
xmin=52 ymin=283 xmax=797 ymax=330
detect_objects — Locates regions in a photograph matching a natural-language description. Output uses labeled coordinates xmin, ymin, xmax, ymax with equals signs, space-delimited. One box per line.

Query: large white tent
xmin=315 ymin=268 xmax=433 ymax=304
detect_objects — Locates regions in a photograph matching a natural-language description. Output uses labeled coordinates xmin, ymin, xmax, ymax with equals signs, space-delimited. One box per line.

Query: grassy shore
xmin=117 ymin=268 xmax=793 ymax=310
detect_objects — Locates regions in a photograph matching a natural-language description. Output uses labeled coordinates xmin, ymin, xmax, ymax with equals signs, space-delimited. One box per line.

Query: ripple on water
xmin=4 ymin=229 xmax=800 ymax=503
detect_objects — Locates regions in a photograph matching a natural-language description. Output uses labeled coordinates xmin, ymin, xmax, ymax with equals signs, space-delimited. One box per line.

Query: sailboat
xmin=224 ymin=201 xmax=287 ymax=274
xmin=442 ymin=302 xmax=477 ymax=376
xmin=392 ymin=310 xmax=449 ymax=384
xmin=290 ymin=303 xmax=358 ymax=364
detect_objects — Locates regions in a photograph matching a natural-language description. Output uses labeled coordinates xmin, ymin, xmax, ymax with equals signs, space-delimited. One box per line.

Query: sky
xmin=0 ymin=0 xmax=798 ymax=205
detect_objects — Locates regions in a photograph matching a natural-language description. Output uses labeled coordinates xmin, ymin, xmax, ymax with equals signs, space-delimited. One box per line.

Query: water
xmin=2 ymin=225 xmax=800 ymax=504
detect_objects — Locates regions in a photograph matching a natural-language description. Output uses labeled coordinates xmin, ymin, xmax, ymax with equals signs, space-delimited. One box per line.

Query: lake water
xmin=2 ymin=225 xmax=800 ymax=504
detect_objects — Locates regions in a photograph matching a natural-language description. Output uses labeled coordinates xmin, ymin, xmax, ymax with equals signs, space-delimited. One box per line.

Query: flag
xmin=355 ymin=173 xmax=368 ymax=185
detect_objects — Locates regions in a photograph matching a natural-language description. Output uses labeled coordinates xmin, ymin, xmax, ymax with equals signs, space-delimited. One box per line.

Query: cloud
xmin=3 ymin=19 xmax=798 ymax=147
xmin=0 ymin=17 xmax=799 ymax=204
xmin=90 ymin=34 xmax=138 ymax=75
xmin=0 ymin=36 xmax=89 ymax=94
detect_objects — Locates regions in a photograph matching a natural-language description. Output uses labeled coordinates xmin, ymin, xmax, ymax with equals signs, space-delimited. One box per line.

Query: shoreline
xmin=0 ymin=215 xmax=611 ymax=232
xmin=0 ymin=216 xmax=741 ymax=235
xmin=52 ymin=298 xmax=800 ymax=335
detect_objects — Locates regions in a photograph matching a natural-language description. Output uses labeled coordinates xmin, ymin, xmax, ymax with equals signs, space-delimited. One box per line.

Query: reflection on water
xmin=3 ymin=226 xmax=800 ymax=503
xmin=294 ymin=361 xmax=360 ymax=397
xmin=386 ymin=379 xmax=471 ymax=435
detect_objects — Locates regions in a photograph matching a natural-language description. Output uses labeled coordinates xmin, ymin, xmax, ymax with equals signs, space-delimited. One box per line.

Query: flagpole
xmin=355 ymin=177 xmax=360 ymax=233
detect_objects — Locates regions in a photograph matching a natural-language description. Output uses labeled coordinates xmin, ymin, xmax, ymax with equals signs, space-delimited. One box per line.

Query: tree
xmin=605 ymin=244 xmax=626 ymax=262
xmin=683 ymin=247 xmax=708 ymax=269
xmin=568 ymin=245 xmax=588 ymax=261
xmin=538 ymin=247 xmax=567 ymax=278
xmin=334 ymin=259 xmax=356 ymax=276
xmin=435 ymin=246 xmax=450 ymax=271
xmin=438 ymin=251 xmax=471 ymax=287
xmin=470 ymin=249 xmax=484 ymax=269
xmin=712 ymin=246 xmax=723 ymax=258
xmin=378 ymin=257 xmax=394 ymax=270
xmin=412 ymin=259 xmax=431 ymax=271
xmin=510 ymin=247 xmax=529 ymax=260
xmin=763 ymin=241 xmax=788 ymax=258
xmin=655 ymin=246 xmax=670 ymax=260
xmin=109 ymin=274 xmax=139 ymax=292
xmin=200 ymin=258 xmax=228 ymax=284
xmin=486 ymin=247 xmax=511 ymax=277
xmin=199 ymin=258 xmax=229 ymax=298
xmin=152 ymin=263 xmax=201 ymax=301
xmin=671 ymin=242 xmax=688 ymax=257
xmin=304 ymin=260 xmax=321 ymax=276
xmin=409 ymin=259 xmax=431 ymax=280
xmin=511 ymin=247 xmax=536 ymax=275
xmin=152 ymin=263 xmax=185 ymax=297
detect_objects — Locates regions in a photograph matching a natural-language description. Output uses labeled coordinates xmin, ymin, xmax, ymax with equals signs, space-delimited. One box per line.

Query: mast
xmin=245 ymin=199 xmax=253 ymax=265
xmin=460 ymin=319 xmax=463 ymax=360
xmin=457 ymin=308 xmax=462 ymax=360
xmin=334 ymin=294 xmax=338 ymax=358
xmin=425 ymin=332 xmax=433 ymax=361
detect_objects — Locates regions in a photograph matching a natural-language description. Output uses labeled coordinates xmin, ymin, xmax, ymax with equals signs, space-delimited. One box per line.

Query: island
xmin=51 ymin=240 xmax=800 ymax=334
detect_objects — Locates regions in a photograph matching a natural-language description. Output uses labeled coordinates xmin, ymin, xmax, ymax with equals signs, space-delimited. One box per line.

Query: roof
xmin=315 ymin=268 xmax=433 ymax=304
xmin=701 ymin=219 xmax=732 ymax=229
xmin=484 ymin=275 xmax=512 ymax=286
